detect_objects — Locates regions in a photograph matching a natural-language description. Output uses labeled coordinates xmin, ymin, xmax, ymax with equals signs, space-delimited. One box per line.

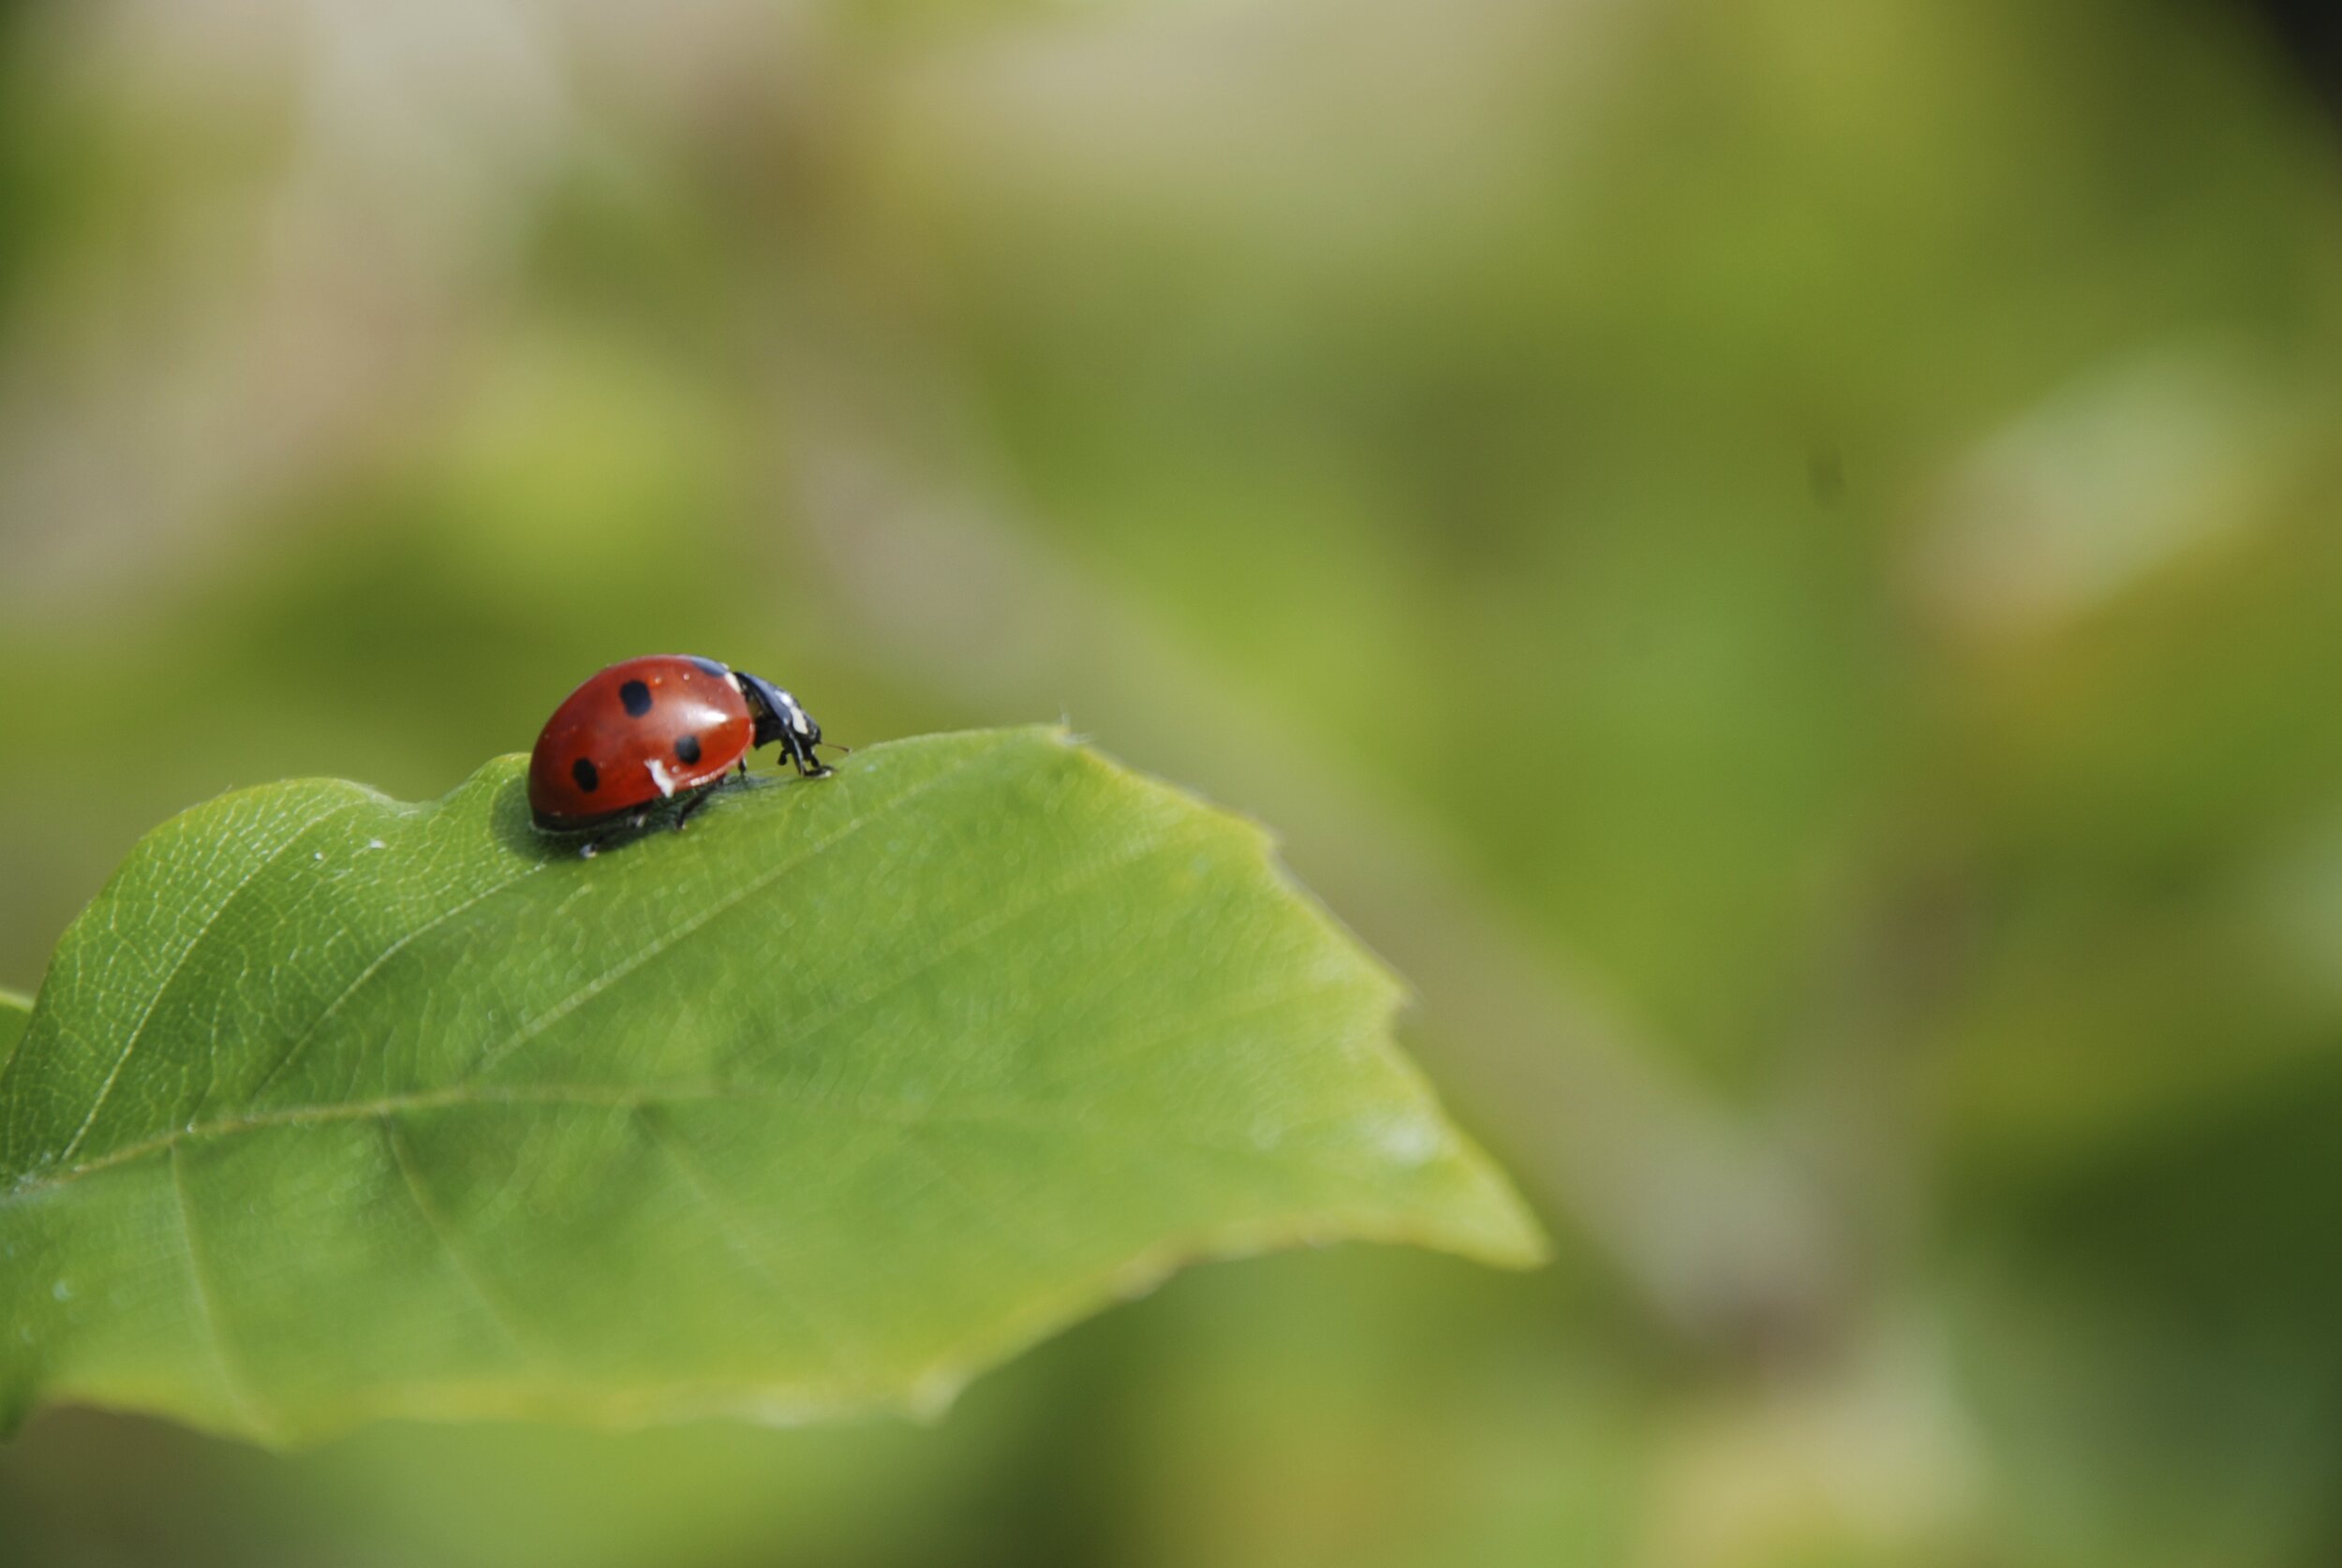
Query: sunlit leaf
xmin=0 ymin=728 xmax=1539 ymax=1444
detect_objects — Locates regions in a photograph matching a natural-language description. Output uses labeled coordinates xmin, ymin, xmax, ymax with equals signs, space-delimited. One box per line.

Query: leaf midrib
xmin=0 ymin=971 xmax=1373 ymax=1211
xmin=9 ymin=742 xmax=1005 ymax=1193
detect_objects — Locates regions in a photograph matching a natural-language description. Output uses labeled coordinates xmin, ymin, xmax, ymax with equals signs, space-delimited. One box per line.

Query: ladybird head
xmin=734 ymin=669 xmax=831 ymax=776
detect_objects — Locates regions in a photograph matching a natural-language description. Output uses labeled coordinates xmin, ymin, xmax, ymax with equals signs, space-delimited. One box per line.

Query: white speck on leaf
xmin=1373 ymin=1115 xmax=1442 ymax=1167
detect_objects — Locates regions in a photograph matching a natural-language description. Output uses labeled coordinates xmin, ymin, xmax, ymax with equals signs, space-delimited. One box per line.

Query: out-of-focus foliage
xmin=3 ymin=0 xmax=2340 ymax=1563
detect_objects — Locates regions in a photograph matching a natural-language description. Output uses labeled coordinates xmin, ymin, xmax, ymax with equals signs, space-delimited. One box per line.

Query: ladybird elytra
xmin=526 ymin=655 xmax=833 ymax=839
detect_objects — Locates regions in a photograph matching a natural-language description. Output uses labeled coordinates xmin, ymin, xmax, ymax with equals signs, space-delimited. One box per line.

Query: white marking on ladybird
xmin=647 ymin=758 xmax=677 ymax=798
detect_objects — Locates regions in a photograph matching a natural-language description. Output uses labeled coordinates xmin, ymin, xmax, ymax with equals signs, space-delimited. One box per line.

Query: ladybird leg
xmin=578 ymin=838 xmax=600 ymax=861
xmin=788 ymin=732 xmax=834 ymax=779
xmin=736 ymin=757 xmax=749 ymax=780
xmin=674 ymin=787 xmax=716 ymax=832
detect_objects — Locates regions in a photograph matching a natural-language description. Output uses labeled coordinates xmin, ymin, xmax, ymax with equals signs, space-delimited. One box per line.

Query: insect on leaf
xmin=0 ymin=728 xmax=1541 ymax=1444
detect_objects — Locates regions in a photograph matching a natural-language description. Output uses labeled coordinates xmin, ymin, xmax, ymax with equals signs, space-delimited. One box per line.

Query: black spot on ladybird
xmin=675 ymin=734 xmax=703 ymax=765
xmin=619 ymin=679 xmax=653 ymax=717
xmin=571 ymin=757 xmax=600 ymax=793
xmin=689 ymin=657 xmax=728 ymax=678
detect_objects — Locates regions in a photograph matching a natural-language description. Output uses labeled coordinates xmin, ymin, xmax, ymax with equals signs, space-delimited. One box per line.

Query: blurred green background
xmin=5 ymin=0 xmax=2342 ymax=1563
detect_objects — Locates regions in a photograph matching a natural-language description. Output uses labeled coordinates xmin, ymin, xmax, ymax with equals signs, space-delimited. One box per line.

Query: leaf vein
xmin=464 ymin=751 xmax=1000 ymax=1083
xmin=0 ymin=980 xmax=1365 ymax=1207
xmin=749 ymin=825 xmax=1192 ymax=1078
xmin=51 ymin=796 xmax=367 ymax=1168
xmin=169 ymin=1143 xmax=277 ymax=1440
xmin=633 ymin=1106 xmax=868 ymax=1384
xmin=380 ymin=1116 xmax=548 ymax=1363
xmin=242 ymin=860 xmax=553 ymax=1107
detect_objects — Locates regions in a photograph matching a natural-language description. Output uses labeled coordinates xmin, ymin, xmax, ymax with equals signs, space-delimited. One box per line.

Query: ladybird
xmin=527 ymin=655 xmax=833 ymax=846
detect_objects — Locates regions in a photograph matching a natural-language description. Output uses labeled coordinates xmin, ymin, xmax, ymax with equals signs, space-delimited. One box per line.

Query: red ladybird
xmin=527 ymin=656 xmax=832 ymax=845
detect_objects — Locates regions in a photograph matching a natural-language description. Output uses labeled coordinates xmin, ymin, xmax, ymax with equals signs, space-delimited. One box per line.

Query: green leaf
xmin=0 ymin=727 xmax=1538 ymax=1443
xmin=0 ymin=989 xmax=29 ymax=1079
